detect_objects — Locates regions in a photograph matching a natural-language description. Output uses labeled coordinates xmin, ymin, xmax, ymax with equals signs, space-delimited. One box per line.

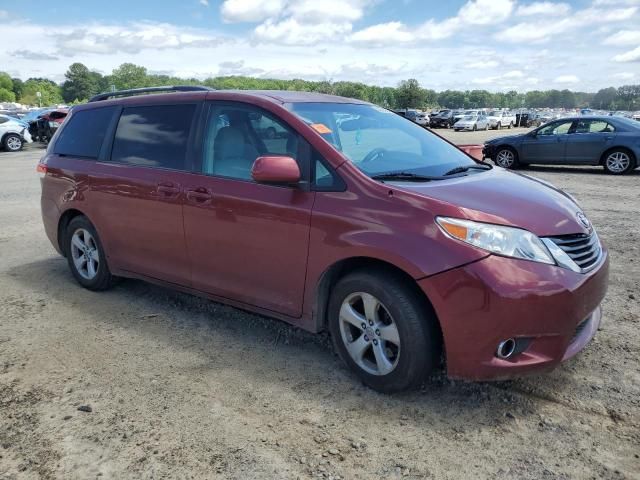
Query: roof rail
xmin=88 ymin=85 xmax=214 ymax=103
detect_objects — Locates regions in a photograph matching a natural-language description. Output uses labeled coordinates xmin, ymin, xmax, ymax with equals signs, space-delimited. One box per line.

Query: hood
xmin=390 ymin=168 xmax=591 ymax=237
xmin=486 ymin=133 xmax=526 ymax=144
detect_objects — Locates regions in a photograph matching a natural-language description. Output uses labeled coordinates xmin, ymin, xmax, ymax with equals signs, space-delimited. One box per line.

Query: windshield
xmin=287 ymin=102 xmax=478 ymax=177
xmin=461 ymin=116 xmax=477 ymax=121
xmin=488 ymin=111 xmax=501 ymax=116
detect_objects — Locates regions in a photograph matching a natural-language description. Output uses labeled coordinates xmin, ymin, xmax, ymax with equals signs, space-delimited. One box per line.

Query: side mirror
xmin=251 ymin=156 xmax=301 ymax=184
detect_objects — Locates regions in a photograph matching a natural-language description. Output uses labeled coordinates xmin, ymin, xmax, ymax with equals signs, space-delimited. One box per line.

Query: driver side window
xmin=202 ymin=104 xmax=299 ymax=180
xmin=538 ymin=120 xmax=574 ymax=136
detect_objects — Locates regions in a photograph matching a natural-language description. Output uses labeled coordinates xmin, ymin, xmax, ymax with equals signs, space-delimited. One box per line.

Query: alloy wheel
xmin=6 ymin=135 xmax=22 ymax=151
xmin=605 ymin=151 xmax=630 ymax=173
xmin=496 ymin=149 xmax=515 ymax=168
xmin=338 ymin=292 xmax=400 ymax=376
xmin=70 ymin=228 xmax=100 ymax=280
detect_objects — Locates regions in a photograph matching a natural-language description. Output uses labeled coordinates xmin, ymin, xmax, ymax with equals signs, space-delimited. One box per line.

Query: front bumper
xmin=482 ymin=143 xmax=496 ymax=158
xmin=419 ymin=250 xmax=609 ymax=380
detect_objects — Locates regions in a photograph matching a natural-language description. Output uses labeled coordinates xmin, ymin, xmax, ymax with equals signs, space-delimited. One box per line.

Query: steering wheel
xmin=361 ymin=148 xmax=388 ymax=164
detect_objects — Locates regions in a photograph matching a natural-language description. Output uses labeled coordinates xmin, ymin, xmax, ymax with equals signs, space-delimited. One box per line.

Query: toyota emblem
xmin=576 ymin=212 xmax=591 ymax=230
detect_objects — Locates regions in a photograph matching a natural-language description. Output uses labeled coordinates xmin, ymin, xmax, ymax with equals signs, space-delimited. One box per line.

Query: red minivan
xmin=39 ymin=87 xmax=609 ymax=392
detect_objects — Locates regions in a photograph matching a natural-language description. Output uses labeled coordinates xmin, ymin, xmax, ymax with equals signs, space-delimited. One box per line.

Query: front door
xmin=521 ymin=119 xmax=574 ymax=164
xmin=88 ymin=103 xmax=199 ymax=285
xmin=183 ymin=102 xmax=314 ymax=317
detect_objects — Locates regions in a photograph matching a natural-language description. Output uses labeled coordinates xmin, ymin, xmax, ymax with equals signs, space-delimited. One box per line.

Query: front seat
xmin=212 ymin=126 xmax=260 ymax=180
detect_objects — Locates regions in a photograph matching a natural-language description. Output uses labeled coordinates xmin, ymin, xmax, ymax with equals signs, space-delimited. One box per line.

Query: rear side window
xmin=110 ymin=104 xmax=196 ymax=170
xmin=53 ymin=107 xmax=116 ymax=158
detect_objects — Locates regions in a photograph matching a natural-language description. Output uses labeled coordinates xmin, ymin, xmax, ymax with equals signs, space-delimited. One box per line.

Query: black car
xmin=483 ymin=116 xmax=640 ymax=175
xmin=429 ymin=110 xmax=455 ymax=128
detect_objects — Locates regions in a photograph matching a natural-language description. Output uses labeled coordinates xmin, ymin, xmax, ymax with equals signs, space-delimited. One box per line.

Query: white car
xmin=0 ymin=114 xmax=33 ymax=152
xmin=486 ymin=110 xmax=516 ymax=130
xmin=453 ymin=114 xmax=490 ymax=131
xmin=414 ymin=112 xmax=430 ymax=126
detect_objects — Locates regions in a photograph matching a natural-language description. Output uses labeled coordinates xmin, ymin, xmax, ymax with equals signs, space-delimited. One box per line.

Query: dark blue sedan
xmin=483 ymin=116 xmax=640 ymax=175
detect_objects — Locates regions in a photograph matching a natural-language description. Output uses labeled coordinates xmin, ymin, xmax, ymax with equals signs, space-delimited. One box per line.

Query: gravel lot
xmin=1 ymin=134 xmax=639 ymax=480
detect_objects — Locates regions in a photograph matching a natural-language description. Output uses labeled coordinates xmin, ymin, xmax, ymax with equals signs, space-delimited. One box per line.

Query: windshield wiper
xmin=371 ymin=171 xmax=443 ymax=182
xmin=442 ymin=163 xmax=492 ymax=176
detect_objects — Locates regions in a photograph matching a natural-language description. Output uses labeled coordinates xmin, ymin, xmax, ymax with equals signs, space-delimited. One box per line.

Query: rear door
xmin=564 ymin=119 xmax=616 ymax=164
xmin=182 ymin=102 xmax=314 ymax=317
xmin=521 ymin=119 xmax=574 ymax=164
xmin=87 ymin=102 xmax=200 ymax=286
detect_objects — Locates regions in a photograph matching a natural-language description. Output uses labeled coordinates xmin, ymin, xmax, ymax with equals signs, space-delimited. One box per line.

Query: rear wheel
xmin=328 ymin=269 xmax=440 ymax=393
xmin=603 ymin=149 xmax=635 ymax=175
xmin=3 ymin=134 xmax=23 ymax=152
xmin=65 ymin=216 xmax=114 ymax=291
xmin=495 ymin=147 xmax=519 ymax=169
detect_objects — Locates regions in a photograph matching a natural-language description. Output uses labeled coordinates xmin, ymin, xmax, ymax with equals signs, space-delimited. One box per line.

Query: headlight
xmin=436 ymin=217 xmax=555 ymax=265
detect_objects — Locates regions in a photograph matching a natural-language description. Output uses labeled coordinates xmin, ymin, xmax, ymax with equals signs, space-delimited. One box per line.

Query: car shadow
xmin=9 ymin=256 xmax=588 ymax=428
xmin=518 ymin=164 xmax=640 ymax=176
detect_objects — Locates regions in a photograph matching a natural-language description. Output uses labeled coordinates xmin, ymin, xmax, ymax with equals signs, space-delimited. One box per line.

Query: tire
xmin=602 ymin=148 xmax=636 ymax=175
xmin=494 ymin=146 xmax=519 ymax=169
xmin=65 ymin=216 xmax=114 ymax=291
xmin=485 ymin=123 xmax=489 ymax=131
xmin=508 ymin=122 xmax=513 ymax=129
xmin=472 ymin=125 xmax=477 ymax=131
xmin=328 ymin=269 xmax=440 ymax=393
xmin=3 ymin=133 xmax=23 ymax=152
xmin=495 ymin=122 xmax=501 ymax=130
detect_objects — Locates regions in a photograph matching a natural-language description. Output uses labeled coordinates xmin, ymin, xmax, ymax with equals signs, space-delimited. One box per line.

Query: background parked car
xmin=454 ymin=114 xmax=490 ymax=131
xmin=0 ymin=114 xmax=33 ymax=152
xmin=429 ymin=109 xmax=456 ymax=128
xmin=29 ymin=108 xmax=68 ymax=143
xmin=486 ymin=110 xmax=516 ymax=130
xmin=483 ymin=116 xmax=640 ymax=174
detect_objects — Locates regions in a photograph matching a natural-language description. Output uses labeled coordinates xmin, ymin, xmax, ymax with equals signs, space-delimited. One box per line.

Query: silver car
xmin=453 ymin=114 xmax=490 ymax=131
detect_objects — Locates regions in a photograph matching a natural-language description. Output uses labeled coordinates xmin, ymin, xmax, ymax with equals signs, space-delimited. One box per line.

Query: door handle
xmin=156 ymin=182 xmax=180 ymax=196
xmin=186 ymin=187 xmax=213 ymax=204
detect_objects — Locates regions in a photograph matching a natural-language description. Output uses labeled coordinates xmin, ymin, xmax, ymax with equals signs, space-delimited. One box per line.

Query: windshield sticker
xmin=310 ymin=123 xmax=332 ymax=134
xmin=355 ymin=129 xmax=362 ymax=145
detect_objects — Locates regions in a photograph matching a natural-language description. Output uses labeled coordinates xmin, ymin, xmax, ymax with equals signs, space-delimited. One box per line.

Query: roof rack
xmin=88 ymin=85 xmax=214 ymax=103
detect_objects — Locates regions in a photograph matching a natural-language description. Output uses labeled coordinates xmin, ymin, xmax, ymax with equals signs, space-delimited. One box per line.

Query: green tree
xmin=61 ymin=63 xmax=105 ymax=102
xmin=0 ymin=72 xmax=15 ymax=102
xmin=20 ymin=79 xmax=63 ymax=106
xmin=110 ymin=63 xmax=148 ymax=90
xmin=396 ymin=79 xmax=424 ymax=108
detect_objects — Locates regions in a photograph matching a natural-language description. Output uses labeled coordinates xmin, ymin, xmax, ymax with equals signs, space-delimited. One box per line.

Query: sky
xmin=1 ymin=0 xmax=639 ymax=92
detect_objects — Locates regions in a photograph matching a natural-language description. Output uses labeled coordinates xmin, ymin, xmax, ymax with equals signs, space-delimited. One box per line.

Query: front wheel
xmin=495 ymin=147 xmax=519 ymax=169
xmin=495 ymin=122 xmax=501 ymax=130
xmin=65 ymin=216 xmax=114 ymax=291
xmin=508 ymin=122 xmax=513 ymax=129
xmin=3 ymin=134 xmax=23 ymax=152
xmin=328 ymin=269 xmax=440 ymax=393
xmin=603 ymin=149 xmax=635 ymax=175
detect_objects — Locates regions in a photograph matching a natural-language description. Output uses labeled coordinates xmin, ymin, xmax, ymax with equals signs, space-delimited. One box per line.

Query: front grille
xmin=547 ymin=232 xmax=601 ymax=272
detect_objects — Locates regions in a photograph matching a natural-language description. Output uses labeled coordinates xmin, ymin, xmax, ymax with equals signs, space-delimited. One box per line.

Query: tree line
xmin=1 ymin=63 xmax=639 ymax=111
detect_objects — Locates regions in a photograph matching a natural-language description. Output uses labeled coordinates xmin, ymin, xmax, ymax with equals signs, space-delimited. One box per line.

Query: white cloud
xmin=516 ymin=2 xmax=571 ymax=16
xmin=603 ymin=29 xmax=640 ymax=45
xmin=254 ymin=18 xmax=352 ymax=45
xmin=497 ymin=6 xmax=638 ymax=42
xmin=199 ymin=0 xmax=209 ymax=6
xmin=554 ymin=74 xmax=580 ymax=83
xmin=465 ymin=60 xmax=501 ymax=69
xmin=613 ymin=45 xmax=640 ymax=62
xmin=458 ymin=0 xmax=514 ymax=25
xmin=221 ymin=0 xmax=286 ymax=23
xmin=612 ymin=72 xmax=635 ymax=79
xmin=351 ymin=0 xmax=514 ymax=46
xmin=52 ymin=22 xmax=229 ymax=55
xmin=592 ymin=0 xmax=639 ymax=5
xmin=287 ymin=0 xmax=366 ymax=22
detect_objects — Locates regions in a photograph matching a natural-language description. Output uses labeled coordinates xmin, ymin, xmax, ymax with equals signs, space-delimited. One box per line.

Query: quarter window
xmin=53 ymin=107 xmax=117 ymax=159
xmin=110 ymin=104 xmax=196 ymax=170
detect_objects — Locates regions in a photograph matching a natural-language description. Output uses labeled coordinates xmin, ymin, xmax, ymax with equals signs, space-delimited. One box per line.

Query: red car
xmin=39 ymin=87 xmax=608 ymax=392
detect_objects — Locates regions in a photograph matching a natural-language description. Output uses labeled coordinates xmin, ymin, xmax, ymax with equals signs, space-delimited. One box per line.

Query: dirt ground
xmin=1 ymin=135 xmax=639 ymax=480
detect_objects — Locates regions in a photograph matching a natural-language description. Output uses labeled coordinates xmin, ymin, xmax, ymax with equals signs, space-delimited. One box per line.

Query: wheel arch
xmin=57 ymin=208 xmax=89 ymax=256
xmin=599 ymin=146 xmax=637 ymax=166
xmin=313 ymin=256 xmax=443 ymax=345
